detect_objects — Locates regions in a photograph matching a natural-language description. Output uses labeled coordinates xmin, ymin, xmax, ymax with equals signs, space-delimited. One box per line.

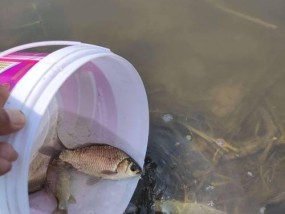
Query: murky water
xmin=1 ymin=0 xmax=285 ymax=213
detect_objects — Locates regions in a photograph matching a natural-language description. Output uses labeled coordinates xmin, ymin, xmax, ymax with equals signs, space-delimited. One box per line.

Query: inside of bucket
xmin=28 ymin=56 xmax=148 ymax=214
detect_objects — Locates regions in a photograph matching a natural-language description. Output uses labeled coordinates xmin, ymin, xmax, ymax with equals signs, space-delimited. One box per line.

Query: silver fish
xmin=46 ymin=159 xmax=76 ymax=214
xmin=59 ymin=144 xmax=142 ymax=180
xmin=28 ymin=153 xmax=51 ymax=193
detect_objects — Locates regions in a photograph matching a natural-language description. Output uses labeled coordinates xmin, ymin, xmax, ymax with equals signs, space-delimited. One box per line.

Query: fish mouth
xmin=135 ymin=165 xmax=143 ymax=175
xmin=127 ymin=158 xmax=142 ymax=174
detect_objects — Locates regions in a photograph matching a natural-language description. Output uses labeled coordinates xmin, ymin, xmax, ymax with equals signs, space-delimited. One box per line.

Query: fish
xmin=28 ymin=153 xmax=51 ymax=193
xmin=46 ymin=159 xmax=76 ymax=214
xmin=29 ymin=123 xmax=61 ymax=193
xmin=58 ymin=144 xmax=142 ymax=180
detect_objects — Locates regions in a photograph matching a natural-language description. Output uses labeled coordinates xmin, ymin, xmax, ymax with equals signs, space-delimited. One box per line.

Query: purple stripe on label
xmin=0 ymin=52 xmax=47 ymax=91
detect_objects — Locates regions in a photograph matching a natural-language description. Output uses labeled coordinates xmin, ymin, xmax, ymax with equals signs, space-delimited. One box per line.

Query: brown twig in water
xmin=186 ymin=125 xmax=239 ymax=153
xmin=182 ymin=185 xmax=191 ymax=203
xmin=206 ymin=0 xmax=277 ymax=29
xmin=259 ymin=165 xmax=268 ymax=189
xmin=31 ymin=3 xmax=48 ymax=37
xmin=9 ymin=21 xmax=42 ymax=30
xmin=259 ymin=137 xmax=278 ymax=163
xmin=212 ymin=149 xmax=223 ymax=163
xmin=210 ymin=180 xmax=230 ymax=187
xmin=264 ymin=98 xmax=285 ymax=136
xmin=254 ymin=122 xmax=261 ymax=137
xmin=268 ymin=192 xmax=285 ymax=204
xmin=195 ymin=169 xmax=213 ymax=191
xmin=222 ymin=106 xmax=278 ymax=161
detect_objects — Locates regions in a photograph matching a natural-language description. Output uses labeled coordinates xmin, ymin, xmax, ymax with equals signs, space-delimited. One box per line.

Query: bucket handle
xmin=0 ymin=41 xmax=90 ymax=57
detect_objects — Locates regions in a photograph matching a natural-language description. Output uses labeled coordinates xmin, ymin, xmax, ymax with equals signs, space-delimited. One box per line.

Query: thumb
xmin=0 ymin=109 xmax=26 ymax=135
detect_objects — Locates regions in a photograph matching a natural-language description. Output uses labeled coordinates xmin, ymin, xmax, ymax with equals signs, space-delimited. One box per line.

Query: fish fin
xmin=75 ymin=142 xmax=97 ymax=148
xmin=44 ymin=183 xmax=56 ymax=198
xmin=58 ymin=161 xmax=73 ymax=170
xmin=39 ymin=146 xmax=61 ymax=158
xmin=68 ymin=195 xmax=76 ymax=204
xmin=75 ymin=143 xmax=112 ymax=149
xmin=101 ymin=170 xmax=117 ymax=175
xmin=86 ymin=176 xmax=101 ymax=186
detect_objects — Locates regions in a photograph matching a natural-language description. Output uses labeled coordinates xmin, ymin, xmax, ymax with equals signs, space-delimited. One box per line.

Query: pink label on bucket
xmin=0 ymin=52 xmax=47 ymax=91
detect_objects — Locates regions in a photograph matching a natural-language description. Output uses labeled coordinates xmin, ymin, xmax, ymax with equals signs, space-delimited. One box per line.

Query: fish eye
xmin=130 ymin=163 xmax=139 ymax=172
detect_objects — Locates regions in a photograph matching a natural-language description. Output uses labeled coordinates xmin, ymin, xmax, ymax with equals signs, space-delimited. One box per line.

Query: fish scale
xmin=46 ymin=159 xmax=73 ymax=213
xmin=59 ymin=145 xmax=134 ymax=178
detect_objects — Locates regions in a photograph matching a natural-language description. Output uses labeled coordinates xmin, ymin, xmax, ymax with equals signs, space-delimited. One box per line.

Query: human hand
xmin=0 ymin=85 xmax=25 ymax=175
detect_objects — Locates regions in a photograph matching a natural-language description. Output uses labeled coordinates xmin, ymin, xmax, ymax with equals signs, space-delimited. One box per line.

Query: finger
xmin=0 ymin=142 xmax=18 ymax=161
xmin=0 ymin=85 xmax=9 ymax=106
xmin=0 ymin=109 xmax=25 ymax=135
xmin=0 ymin=157 xmax=12 ymax=175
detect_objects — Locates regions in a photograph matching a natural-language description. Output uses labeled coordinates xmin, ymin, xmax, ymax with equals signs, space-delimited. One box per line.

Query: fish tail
xmin=39 ymin=146 xmax=62 ymax=158
xmin=58 ymin=200 xmax=68 ymax=211
xmin=52 ymin=208 xmax=67 ymax=214
xmin=39 ymin=136 xmax=67 ymax=158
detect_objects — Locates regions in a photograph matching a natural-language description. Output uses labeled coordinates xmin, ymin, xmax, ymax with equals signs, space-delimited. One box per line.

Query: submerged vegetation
xmin=127 ymin=88 xmax=285 ymax=214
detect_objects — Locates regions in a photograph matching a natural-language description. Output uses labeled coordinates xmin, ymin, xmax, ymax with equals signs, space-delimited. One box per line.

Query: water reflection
xmin=1 ymin=0 xmax=285 ymax=213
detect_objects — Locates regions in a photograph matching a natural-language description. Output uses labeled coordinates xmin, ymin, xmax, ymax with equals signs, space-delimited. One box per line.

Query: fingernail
xmin=5 ymin=109 xmax=26 ymax=128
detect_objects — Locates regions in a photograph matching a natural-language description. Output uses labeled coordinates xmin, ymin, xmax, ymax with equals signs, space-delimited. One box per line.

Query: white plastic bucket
xmin=0 ymin=41 xmax=149 ymax=214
